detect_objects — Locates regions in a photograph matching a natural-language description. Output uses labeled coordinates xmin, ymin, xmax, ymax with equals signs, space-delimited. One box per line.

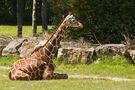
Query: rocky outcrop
xmin=2 ymin=36 xmax=135 ymax=65
xmin=2 ymin=39 xmax=26 ymax=56
xmin=0 ymin=35 xmax=12 ymax=56
xmin=1 ymin=36 xmax=47 ymax=57
xmin=96 ymin=44 xmax=126 ymax=56
xmin=18 ymin=41 xmax=36 ymax=57
xmin=57 ymin=47 xmax=97 ymax=64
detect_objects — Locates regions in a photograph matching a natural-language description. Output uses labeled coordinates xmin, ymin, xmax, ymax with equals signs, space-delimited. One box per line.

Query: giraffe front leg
xmin=42 ymin=71 xmax=53 ymax=80
xmin=42 ymin=63 xmax=68 ymax=80
xmin=42 ymin=63 xmax=55 ymax=80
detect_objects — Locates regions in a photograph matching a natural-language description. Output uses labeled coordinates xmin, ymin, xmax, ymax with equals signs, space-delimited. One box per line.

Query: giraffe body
xmin=9 ymin=14 xmax=83 ymax=80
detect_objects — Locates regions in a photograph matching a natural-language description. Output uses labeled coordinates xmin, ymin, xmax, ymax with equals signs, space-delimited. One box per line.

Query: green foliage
xmin=53 ymin=56 xmax=68 ymax=65
xmin=99 ymin=55 xmax=130 ymax=65
xmin=0 ymin=0 xmax=135 ymax=43
xmin=74 ymin=0 xmax=135 ymax=43
xmin=0 ymin=0 xmax=16 ymax=24
xmin=48 ymin=0 xmax=135 ymax=43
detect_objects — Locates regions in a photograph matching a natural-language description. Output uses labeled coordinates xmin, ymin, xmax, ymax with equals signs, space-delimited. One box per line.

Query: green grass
xmin=0 ymin=56 xmax=19 ymax=66
xmin=53 ymin=55 xmax=135 ymax=79
xmin=0 ymin=25 xmax=54 ymax=37
xmin=1 ymin=55 xmax=135 ymax=79
xmin=0 ymin=76 xmax=135 ymax=90
xmin=0 ymin=64 xmax=135 ymax=90
xmin=0 ymin=26 xmax=135 ymax=89
xmin=55 ymin=64 xmax=135 ymax=79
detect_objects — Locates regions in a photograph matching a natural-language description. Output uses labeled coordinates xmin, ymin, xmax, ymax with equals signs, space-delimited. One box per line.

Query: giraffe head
xmin=64 ymin=14 xmax=83 ymax=28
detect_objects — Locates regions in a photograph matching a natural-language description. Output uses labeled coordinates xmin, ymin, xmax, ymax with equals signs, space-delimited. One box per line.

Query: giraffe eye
xmin=71 ymin=19 xmax=75 ymax=22
xmin=72 ymin=18 xmax=77 ymax=23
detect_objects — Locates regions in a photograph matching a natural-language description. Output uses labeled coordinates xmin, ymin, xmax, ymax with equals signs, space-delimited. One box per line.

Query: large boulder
xmin=18 ymin=36 xmax=48 ymax=57
xmin=2 ymin=39 xmax=26 ymax=56
xmin=57 ymin=47 xmax=97 ymax=64
xmin=96 ymin=44 xmax=126 ymax=56
xmin=0 ymin=35 xmax=12 ymax=56
xmin=18 ymin=41 xmax=37 ymax=57
xmin=18 ymin=37 xmax=45 ymax=57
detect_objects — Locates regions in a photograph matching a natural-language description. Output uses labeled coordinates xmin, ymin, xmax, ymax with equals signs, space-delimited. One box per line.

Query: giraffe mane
xmin=51 ymin=14 xmax=73 ymax=35
xmin=44 ymin=16 xmax=66 ymax=45
xmin=33 ymin=14 xmax=73 ymax=52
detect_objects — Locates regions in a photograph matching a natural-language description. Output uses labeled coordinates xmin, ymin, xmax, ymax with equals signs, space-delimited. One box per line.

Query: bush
xmin=73 ymin=0 xmax=135 ymax=43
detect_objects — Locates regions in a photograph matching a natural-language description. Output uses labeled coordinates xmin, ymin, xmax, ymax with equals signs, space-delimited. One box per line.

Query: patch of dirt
xmin=69 ymin=75 xmax=135 ymax=82
xmin=0 ymin=66 xmax=9 ymax=70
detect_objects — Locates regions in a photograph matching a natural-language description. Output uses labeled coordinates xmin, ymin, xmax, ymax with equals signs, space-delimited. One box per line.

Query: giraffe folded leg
xmin=9 ymin=70 xmax=31 ymax=80
xmin=42 ymin=63 xmax=55 ymax=80
xmin=42 ymin=70 xmax=54 ymax=80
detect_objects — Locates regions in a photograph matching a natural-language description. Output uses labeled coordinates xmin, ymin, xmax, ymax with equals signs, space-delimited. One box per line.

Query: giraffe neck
xmin=38 ymin=19 xmax=67 ymax=61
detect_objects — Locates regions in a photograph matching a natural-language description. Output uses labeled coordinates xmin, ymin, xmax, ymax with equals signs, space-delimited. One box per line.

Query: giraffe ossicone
xmin=9 ymin=14 xmax=83 ymax=80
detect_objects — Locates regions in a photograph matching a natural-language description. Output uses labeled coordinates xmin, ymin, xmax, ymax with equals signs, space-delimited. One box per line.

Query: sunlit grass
xmin=1 ymin=55 xmax=135 ymax=79
xmin=0 ymin=56 xmax=19 ymax=66
xmin=0 ymin=76 xmax=135 ymax=90
xmin=0 ymin=25 xmax=54 ymax=37
xmin=55 ymin=64 xmax=135 ymax=79
xmin=0 ymin=26 xmax=135 ymax=89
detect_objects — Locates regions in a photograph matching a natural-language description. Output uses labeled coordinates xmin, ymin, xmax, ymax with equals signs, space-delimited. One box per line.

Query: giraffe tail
xmin=8 ymin=71 xmax=12 ymax=80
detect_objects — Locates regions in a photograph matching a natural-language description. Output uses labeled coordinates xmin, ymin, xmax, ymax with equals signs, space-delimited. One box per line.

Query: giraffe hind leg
xmin=9 ymin=70 xmax=31 ymax=80
xmin=42 ymin=72 xmax=68 ymax=80
xmin=52 ymin=73 xmax=68 ymax=79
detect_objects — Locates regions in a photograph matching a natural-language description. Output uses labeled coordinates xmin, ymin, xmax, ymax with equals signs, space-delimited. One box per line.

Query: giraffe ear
xmin=68 ymin=12 xmax=72 ymax=15
xmin=62 ymin=15 xmax=65 ymax=19
xmin=65 ymin=13 xmax=74 ymax=20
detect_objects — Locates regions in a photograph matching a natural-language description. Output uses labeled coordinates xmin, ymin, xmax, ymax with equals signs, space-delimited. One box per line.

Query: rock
xmin=18 ymin=37 xmax=47 ymax=57
xmin=2 ymin=39 xmax=26 ymax=56
xmin=96 ymin=44 xmax=126 ymax=56
xmin=0 ymin=35 xmax=12 ymax=56
xmin=60 ymin=41 xmax=92 ymax=48
xmin=0 ymin=35 xmax=12 ymax=47
xmin=124 ymin=45 xmax=135 ymax=59
xmin=33 ymin=39 xmax=47 ymax=51
xmin=125 ymin=50 xmax=135 ymax=60
xmin=57 ymin=47 xmax=97 ymax=64
xmin=18 ymin=41 xmax=37 ymax=57
xmin=0 ymin=45 xmax=6 ymax=57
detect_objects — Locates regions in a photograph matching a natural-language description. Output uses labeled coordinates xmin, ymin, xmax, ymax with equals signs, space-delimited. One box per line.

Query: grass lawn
xmin=0 ymin=74 xmax=135 ymax=90
xmin=0 ymin=26 xmax=135 ymax=90
xmin=55 ymin=64 xmax=135 ymax=79
xmin=1 ymin=55 xmax=135 ymax=79
xmin=0 ymin=25 xmax=54 ymax=37
xmin=0 ymin=56 xmax=135 ymax=90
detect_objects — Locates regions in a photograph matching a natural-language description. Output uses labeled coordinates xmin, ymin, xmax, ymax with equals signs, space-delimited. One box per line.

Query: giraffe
xmin=9 ymin=14 xmax=83 ymax=80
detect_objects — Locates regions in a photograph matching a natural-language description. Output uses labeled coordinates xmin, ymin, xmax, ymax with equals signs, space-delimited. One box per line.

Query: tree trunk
xmin=32 ymin=0 xmax=37 ymax=36
xmin=17 ymin=0 xmax=24 ymax=38
xmin=41 ymin=0 xmax=48 ymax=32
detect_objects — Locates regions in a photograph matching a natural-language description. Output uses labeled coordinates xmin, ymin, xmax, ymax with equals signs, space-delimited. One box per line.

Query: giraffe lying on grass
xmin=9 ymin=14 xmax=83 ymax=80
